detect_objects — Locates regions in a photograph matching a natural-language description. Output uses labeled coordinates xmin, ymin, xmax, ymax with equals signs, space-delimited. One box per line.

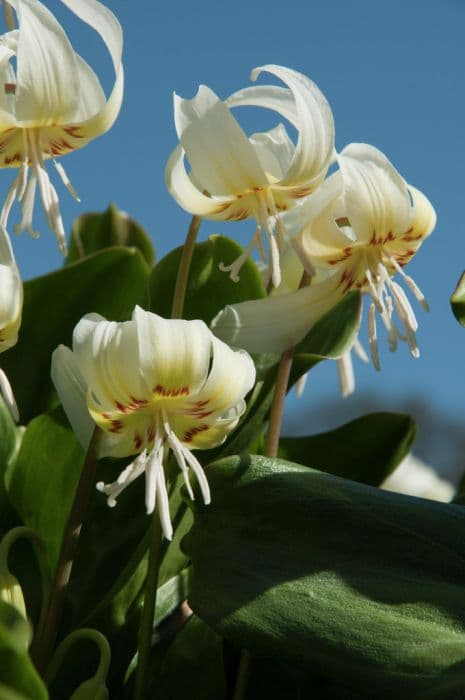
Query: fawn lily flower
xmin=51 ymin=308 xmax=256 ymax=540
xmin=0 ymin=0 xmax=123 ymax=254
xmin=293 ymin=143 xmax=436 ymax=367
xmin=165 ymin=64 xmax=335 ymax=287
xmin=0 ymin=226 xmax=22 ymax=420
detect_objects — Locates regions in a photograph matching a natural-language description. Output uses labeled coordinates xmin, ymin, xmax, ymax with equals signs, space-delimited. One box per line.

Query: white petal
xmin=226 ymin=85 xmax=298 ymax=126
xmin=173 ymin=85 xmax=268 ymax=196
xmin=9 ymin=0 xmax=80 ymax=125
xmin=337 ymin=143 xmax=412 ymax=244
xmin=0 ymin=227 xmax=22 ymax=351
xmin=250 ymin=124 xmax=295 ymax=182
xmin=72 ymin=53 xmax=106 ymax=122
xmin=51 ymin=344 xmax=95 ymax=449
xmin=211 ymin=274 xmax=344 ymax=354
xmin=280 ymin=171 xmax=342 ymax=238
xmin=165 ymin=144 xmax=233 ymax=217
xmin=133 ymin=307 xmax=213 ymax=398
xmin=0 ymin=367 xmax=18 ymax=421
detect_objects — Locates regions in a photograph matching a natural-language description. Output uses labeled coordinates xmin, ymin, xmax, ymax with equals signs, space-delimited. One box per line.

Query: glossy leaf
xmin=186 ymin=455 xmax=465 ymax=699
xmin=291 ymin=290 xmax=362 ymax=381
xmin=0 ymin=399 xmax=23 ymax=533
xmin=67 ymin=204 xmax=155 ymax=267
xmin=451 ymin=270 xmax=465 ymax=327
xmin=150 ymin=235 xmax=265 ymax=324
xmin=279 ymin=412 xmax=416 ymax=486
xmin=0 ymin=601 xmax=48 ymax=700
xmin=2 ymin=248 xmax=150 ymax=422
xmin=5 ymin=408 xmax=84 ymax=571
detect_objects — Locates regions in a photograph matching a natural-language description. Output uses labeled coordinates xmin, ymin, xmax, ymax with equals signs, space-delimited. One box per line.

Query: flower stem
xmin=133 ymin=510 xmax=163 ymax=700
xmin=233 ymin=270 xmax=312 ymax=699
xmin=171 ymin=215 xmax=201 ymax=319
xmin=31 ymin=427 xmax=102 ymax=674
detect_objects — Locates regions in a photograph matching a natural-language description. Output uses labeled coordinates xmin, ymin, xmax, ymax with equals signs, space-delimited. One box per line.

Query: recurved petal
xmin=170 ymin=402 xmax=245 ymax=451
xmin=280 ymin=171 xmax=342 ymax=238
xmin=338 ymin=143 xmax=412 ymax=244
xmin=165 ymin=144 xmax=234 ymax=217
xmin=58 ymin=0 xmax=124 ymax=135
xmin=226 ymin=85 xmax=298 ymax=126
xmin=249 ymin=65 xmax=335 ymax=189
xmin=72 ymin=53 xmax=106 ymax=122
xmin=408 ymin=185 xmax=436 ymax=240
xmin=211 ymin=274 xmax=343 ymax=354
xmin=133 ymin=307 xmax=213 ymax=399
xmin=51 ymin=344 xmax=95 ymax=450
xmin=10 ymin=0 xmax=80 ymax=125
xmin=173 ymin=85 xmax=268 ymax=196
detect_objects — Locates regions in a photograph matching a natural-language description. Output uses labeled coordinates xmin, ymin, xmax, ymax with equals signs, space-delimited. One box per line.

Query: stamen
xmin=365 ymin=267 xmax=384 ymax=313
xmin=389 ymin=255 xmax=429 ymax=311
xmin=294 ymin=372 xmax=308 ymax=398
xmin=96 ymin=450 xmax=147 ymax=507
xmin=14 ymin=174 xmax=39 ymax=238
xmin=155 ymin=465 xmax=173 ymax=540
xmin=337 ymin=350 xmax=355 ymax=398
xmin=353 ymin=337 xmax=369 ymax=363
xmin=144 ymin=433 xmax=163 ymax=515
xmin=368 ymin=302 xmax=380 ymax=370
xmin=219 ymin=226 xmax=262 ymax=283
xmin=53 ymin=160 xmax=81 ymax=202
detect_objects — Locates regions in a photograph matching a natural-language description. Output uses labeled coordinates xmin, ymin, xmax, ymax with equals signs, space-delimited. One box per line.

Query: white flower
xmin=165 ymin=64 xmax=335 ymax=287
xmin=213 ymin=144 xmax=435 ymax=367
xmin=0 ymin=0 xmax=123 ymax=254
xmin=51 ymin=308 xmax=256 ymax=539
xmin=0 ymin=225 xmax=21 ymax=420
xmin=292 ymin=143 xmax=436 ymax=366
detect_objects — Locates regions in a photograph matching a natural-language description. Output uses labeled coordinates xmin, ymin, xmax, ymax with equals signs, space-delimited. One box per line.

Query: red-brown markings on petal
xmin=134 ymin=433 xmax=143 ymax=450
xmin=225 ymin=208 xmax=248 ymax=222
xmin=4 ymin=152 xmax=21 ymax=165
xmin=291 ymin=187 xmax=314 ymax=199
xmin=63 ymin=126 xmax=84 ymax=138
xmin=183 ymin=423 xmax=210 ymax=443
xmin=109 ymin=419 xmax=123 ymax=434
xmin=147 ymin=425 xmax=156 ymax=442
xmin=153 ymin=384 xmax=189 ymax=397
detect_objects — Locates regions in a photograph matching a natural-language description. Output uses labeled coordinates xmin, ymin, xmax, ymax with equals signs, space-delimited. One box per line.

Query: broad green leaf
xmin=186 ymin=455 xmax=465 ymax=700
xmin=150 ymin=235 xmax=265 ymax=324
xmin=67 ymin=204 xmax=155 ymax=267
xmin=451 ymin=270 xmax=465 ymax=327
xmin=291 ymin=291 xmax=362 ymax=381
xmin=0 ymin=601 xmax=48 ymax=700
xmin=147 ymin=615 xmax=226 ymax=700
xmin=279 ymin=412 xmax=415 ymax=486
xmin=2 ymin=247 xmax=150 ymax=422
xmin=5 ymin=408 xmax=84 ymax=571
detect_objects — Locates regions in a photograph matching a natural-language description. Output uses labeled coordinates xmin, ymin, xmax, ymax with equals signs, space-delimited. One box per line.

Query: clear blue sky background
xmin=7 ymin=0 xmax=465 ymax=431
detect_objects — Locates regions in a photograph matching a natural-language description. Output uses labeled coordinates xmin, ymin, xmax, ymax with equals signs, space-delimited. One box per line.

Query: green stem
xmin=45 ymin=628 xmax=111 ymax=686
xmin=171 ymin=214 xmax=201 ymax=319
xmin=133 ymin=510 xmax=164 ymax=700
xmin=31 ymin=427 xmax=102 ymax=673
xmin=234 ymin=270 xmax=312 ymax=699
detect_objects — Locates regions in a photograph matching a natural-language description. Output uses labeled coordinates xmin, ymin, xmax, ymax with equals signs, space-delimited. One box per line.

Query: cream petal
xmin=280 ymin=171 xmax=342 ymax=238
xmin=51 ymin=344 xmax=95 ymax=449
xmin=165 ymin=144 xmax=234 ymax=217
xmin=185 ymin=335 xmax=256 ymax=417
xmin=58 ymin=0 xmax=123 ymax=136
xmin=173 ymin=85 xmax=268 ymax=196
xmin=72 ymin=53 xmax=106 ymax=122
xmin=408 ymin=185 xmax=436 ymax=240
xmin=338 ymin=143 xmax=412 ymax=244
xmin=0 ymin=227 xmax=22 ymax=351
xmin=211 ymin=274 xmax=344 ymax=354
xmin=226 ymin=85 xmax=298 ymax=126
xmin=133 ymin=307 xmax=213 ymax=398
xmin=9 ymin=0 xmax=80 ymax=125
xmin=250 ymin=124 xmax=295 ymax=182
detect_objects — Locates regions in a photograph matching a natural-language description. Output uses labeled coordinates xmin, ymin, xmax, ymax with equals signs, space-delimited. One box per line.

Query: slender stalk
xmin=31 ymin=427 xmax=102 ymax=673
xmin=3 ymin=1 xmax=15 ymax=31
xmin=234 ymin=269 xmax=312 ymax=699
xmin=133 ymin=511 xmax=163 ymax=700
xmin=171 ymin=214 xmax=201 ymax=319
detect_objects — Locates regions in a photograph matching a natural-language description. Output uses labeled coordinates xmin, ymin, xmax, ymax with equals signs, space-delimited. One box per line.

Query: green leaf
xmin=150 ymin=235 xmax=265 ymax=324
xmin=66 ymin=204 xmax=155 ymax=267
xmin=279 ymin=412 xmax=416 ymax=486
xmin=0 ymin=601 xmax=48 ymax=700
xmin=2 ymin=247 xmax=150 ymax=422
xmin=186 ymin=455 xmax=465 ymax=700
xmin=292 ymin=291 xmax=362 ymax=381
xmin=5 ymin=408 xmax=84 ymax=571
xmin=148 ymin=615 xmax=226 ymax=700
xmin=451 ymin=270 xmax=465 ymax=327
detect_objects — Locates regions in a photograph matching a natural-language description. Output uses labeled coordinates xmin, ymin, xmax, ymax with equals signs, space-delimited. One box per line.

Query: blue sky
xmin=7 ymin=0 xmax=465 ymax=430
